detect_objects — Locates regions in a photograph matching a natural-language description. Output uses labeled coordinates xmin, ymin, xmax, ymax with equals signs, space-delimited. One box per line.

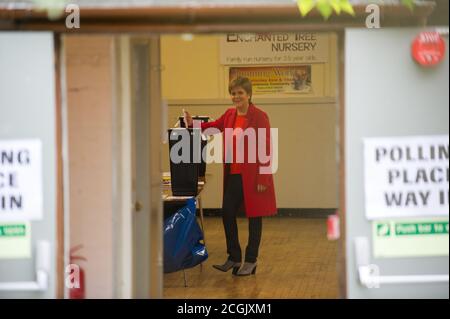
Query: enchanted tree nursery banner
xmin=220 ymin=32 xmax=329 ymax=65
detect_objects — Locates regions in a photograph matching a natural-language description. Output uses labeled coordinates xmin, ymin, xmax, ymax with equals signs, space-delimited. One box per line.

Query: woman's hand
xmin=183 ymin=108 xmax=193 ymax=127
xmin=257 ymin=184 xmax=267 ymax=192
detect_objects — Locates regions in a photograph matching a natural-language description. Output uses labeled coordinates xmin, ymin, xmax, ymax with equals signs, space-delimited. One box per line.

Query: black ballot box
xmin=178 ymin=116 xmax=209 ymax=178
xmin=178 ymin=115 xmax=209 ymax=128
xmin=168 ymin=128 xmax=202 ymax=196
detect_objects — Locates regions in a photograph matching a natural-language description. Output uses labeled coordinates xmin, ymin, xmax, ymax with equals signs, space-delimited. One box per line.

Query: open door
xmin=130 ymin=37 xmax=164 ymax=298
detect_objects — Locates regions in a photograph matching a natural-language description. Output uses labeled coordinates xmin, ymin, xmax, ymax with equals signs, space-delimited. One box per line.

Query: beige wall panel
xmin=65 ymin=35 xmax=114 ymax=298
xmin=161 ymin=33 xmax=338 ymax=209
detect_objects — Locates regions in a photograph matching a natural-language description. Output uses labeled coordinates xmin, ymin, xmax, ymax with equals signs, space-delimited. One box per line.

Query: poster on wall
xmin=364 ymin=135 xmax=449 ymax=220
xmin=220 ymin=32 xmax=329 ymax=65
xmin=229 ymin=65 xmax=312 ymax=95
xmin=372 ymin=218 xmax=449 ymax=258
xmin=0 ymin=139 xmax=43 ymax=221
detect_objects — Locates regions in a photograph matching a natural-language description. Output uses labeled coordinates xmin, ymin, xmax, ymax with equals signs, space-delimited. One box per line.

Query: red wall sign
xmin=411 ymin=32 xmax=446 ymax=67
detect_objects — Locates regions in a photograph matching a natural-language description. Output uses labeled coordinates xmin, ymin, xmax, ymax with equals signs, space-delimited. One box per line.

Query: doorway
xmin=61 ymin=31 xmax=343 ymax=299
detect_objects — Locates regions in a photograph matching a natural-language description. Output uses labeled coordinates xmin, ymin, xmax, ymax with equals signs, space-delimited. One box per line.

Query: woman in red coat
xmin=183 ymin=77 xmax=277 ymax=276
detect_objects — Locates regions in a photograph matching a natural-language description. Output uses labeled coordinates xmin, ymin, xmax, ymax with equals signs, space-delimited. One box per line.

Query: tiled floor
xmin=164 ymin=217 xmax=338 ymax=298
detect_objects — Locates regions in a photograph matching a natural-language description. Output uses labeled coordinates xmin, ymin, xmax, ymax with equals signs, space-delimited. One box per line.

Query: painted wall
xmin=161 ymin=34 xmax=338 ymax=209
xmin=65 ymin=35 xmax=114 ymax=298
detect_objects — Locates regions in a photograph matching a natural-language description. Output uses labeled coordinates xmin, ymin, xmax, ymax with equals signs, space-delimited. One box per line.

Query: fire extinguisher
xmin=69 ymin=244 xmax=87 ymax=299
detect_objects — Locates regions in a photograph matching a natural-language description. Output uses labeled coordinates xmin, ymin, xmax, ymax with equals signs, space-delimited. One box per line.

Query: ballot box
xmin=178 ymin=116 xmax=209 ymax=178
xmin=168 ymin=128 xmax=201 ymax=196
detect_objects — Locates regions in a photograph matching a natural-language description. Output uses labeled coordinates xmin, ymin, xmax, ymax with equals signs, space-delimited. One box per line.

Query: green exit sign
xmin=0 ymin=222 xmax=31 ymax=259
xmin=0 ymin=224 xmax=26 ymax=237
xmin=395 ymin=222 xmax=449 ymax=236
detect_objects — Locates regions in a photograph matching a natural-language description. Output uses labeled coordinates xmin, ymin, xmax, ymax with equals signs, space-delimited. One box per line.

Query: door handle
xmin=354 ymin=237 xmax=449 ymax=288
xmin=134 ymin=201 xmax=143 ymax=212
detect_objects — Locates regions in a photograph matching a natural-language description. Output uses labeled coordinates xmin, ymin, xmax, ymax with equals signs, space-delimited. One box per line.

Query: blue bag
xmin=163 ymin=198 xmax=208 ymax=273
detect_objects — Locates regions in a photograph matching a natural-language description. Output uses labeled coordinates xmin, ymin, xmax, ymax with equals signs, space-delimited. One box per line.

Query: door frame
xmin=42 ymin=3 xmax=432 ymax=299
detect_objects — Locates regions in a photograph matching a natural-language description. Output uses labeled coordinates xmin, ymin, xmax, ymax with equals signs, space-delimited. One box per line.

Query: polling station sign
xmin=0 ymin=140 xmax=43 ymax=221
xmin=364 ymin=135 xmax=449 ymax=220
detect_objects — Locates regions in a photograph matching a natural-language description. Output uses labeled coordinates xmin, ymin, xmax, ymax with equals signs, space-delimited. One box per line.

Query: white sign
xmin=0 ymin=139 xmax=43 ymax=221
xmin=364 ymin=135 xmax=449 ymax=220
xmin=220 ymin=32 xmax=329 ymax=65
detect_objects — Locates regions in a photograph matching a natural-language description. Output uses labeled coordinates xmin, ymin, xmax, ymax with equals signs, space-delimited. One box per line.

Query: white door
xmin=345 ymin=28 xmax=449 ymax=298
xmin=0 ymin=32 xmax=59 ymax=298
xmin=130 ymin=37 xmax=163 ymax=298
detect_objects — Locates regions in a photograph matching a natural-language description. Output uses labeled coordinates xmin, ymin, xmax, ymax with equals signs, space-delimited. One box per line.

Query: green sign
xmin=0 ymin=222 xmax=31 ymax=259
xmin=376 ymin=223 xmax=391 ymax=237
xmin=395 ymin=222 xmax=448 ymax=236
xmin=373 ymin=218 xmax=449 ymax=258
xmin=0 ymin=224 xmax=26 ymax=237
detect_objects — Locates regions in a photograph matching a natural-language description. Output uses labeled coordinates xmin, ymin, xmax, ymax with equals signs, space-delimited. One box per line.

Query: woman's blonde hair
xmin=228 ymin=76 xmax=252 ymax=102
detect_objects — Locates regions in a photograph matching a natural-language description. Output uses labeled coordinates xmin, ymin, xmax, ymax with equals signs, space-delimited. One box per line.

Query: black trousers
xmin=222 ymin=174 xmax=262 ymax=263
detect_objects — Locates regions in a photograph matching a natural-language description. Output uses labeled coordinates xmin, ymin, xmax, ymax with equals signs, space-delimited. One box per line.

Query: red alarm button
xmin=412 ymin=31 xmax=446 ymax=67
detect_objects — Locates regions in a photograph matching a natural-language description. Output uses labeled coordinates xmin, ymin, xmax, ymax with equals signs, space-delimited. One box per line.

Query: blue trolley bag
xmin=163 ymin=198 xmax=208 ymax=273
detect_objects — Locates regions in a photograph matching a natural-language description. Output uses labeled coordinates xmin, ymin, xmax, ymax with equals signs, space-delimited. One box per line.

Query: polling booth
xmin=163 ymin=124 xmax=210 ymax=284
xmin=168 ymin=128 xmax=201 ymax=197
xmin=178 ymin=116 xmax=209 ymax=177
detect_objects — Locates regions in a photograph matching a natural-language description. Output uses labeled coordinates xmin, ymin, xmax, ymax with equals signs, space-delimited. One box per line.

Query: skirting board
xmin=202 ymin=208 xmax=336 ymax=218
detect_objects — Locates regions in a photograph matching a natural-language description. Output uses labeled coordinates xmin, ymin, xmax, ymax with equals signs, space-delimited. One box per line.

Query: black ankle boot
xmin=212 ymin=260 xmax=241 ymax=274
xmin=235 ymin=262 xmax=257 ymax=276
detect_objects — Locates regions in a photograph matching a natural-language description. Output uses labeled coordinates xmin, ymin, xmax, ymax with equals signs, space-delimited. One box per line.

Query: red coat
xmin=201 ymin=103 xmax=277 ymax=217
